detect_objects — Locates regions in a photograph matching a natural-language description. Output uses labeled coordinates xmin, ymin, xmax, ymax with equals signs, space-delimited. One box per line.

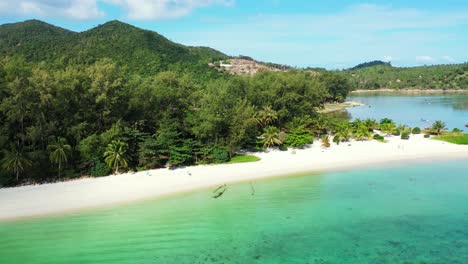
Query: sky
xmin=0 ymin=0 xmax=467 ymax=69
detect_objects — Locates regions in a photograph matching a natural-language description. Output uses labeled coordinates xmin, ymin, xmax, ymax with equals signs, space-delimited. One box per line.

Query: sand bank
xmin=318 ymin=101 xmax=365 ymax=113
xmin=0 ymin=134 xmax=467 ymax=221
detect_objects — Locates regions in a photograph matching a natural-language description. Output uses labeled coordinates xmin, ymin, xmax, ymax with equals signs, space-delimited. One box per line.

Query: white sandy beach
xmin=0 ymin=134 xmax=467 ymax=221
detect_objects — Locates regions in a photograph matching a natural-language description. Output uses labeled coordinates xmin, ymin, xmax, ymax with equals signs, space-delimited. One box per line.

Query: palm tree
xmin=48 ymin=137 xmax=72 ymax=178
xmin=380 ymin=122 xmax=396 ymax=135
xmin=311 ymin=115 xmax=330 ymax=136
xmin=354 ymin=124 xmax=372 ymax=141
xmin=397 ymin=124 xmax=410 ymax=134
xmin=104 ymin=140 xmax=129 ymax=174
xmin=364 ymin=119 xmax=379 ymax=132
xmin=261 ymin=126 xmax=283 ymax=148
xmin=1 ymin=148 xmax=32 ymax=182
xmin=432 ymin=120 xmax=446 ymax=136
xmin=334 ymin=122 xmax=352 ymax=142
xmin=321 ymin=135 xmax=331 ymax=148
xmin=255 ymin=106 xmax=278 ymax=128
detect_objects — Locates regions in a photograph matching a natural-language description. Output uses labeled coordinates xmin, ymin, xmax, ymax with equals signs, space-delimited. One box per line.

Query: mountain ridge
xmin=0 ymin=19 xmax=228 ymax=77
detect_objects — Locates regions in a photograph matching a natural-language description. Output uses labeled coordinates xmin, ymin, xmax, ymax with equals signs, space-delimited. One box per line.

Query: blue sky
xmin=0 ymin=0 xmax=467 ymax=69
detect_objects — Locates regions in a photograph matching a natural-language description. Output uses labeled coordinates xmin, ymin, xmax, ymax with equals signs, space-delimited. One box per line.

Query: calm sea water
xmin=1 ymin=160 xmax=467 ymax=263
xmin=347 ymin=93 xmax=468 ymax=130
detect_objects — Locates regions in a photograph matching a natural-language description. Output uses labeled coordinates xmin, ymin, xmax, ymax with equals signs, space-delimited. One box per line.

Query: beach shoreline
xmin=318 ymin=101 xmax=365 ymax=113
xmin=1 ymin=134 xmax=467 ymax=222
xmin=351 ymin=89 xmax=468 ymax=94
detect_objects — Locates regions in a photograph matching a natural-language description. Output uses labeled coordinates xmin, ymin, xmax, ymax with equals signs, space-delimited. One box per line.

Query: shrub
xmin=380 ymin=118 xmax=394 ymax=125
xmin=392 ymin=130 xmax=401 ymax=136
xmin=90 ymin=160 xmax=111 ymax=177
xmin=401 ymin=132 xmax=410 ymax=140
xmin=412 ymin=127 xmax=421 ymax=134
xmin=210 ymin=146 xmax=230 ymax=163
xmin=373 ymin=134 xmax=385 ymax=142
xmin=284 ymin=127 xmax=314 ymax=148
xmin=279 ymin=144 xmax=288 ymax=151
xmin=452 ymin=128 xmax=462 ymax=133
xmin=424 ymin=134 xmax=430 ymax=138
xmin=333 ymin=135 xmax=341 ymax=145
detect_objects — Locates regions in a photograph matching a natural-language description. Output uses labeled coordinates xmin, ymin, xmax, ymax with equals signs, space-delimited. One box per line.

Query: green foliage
xmin=380 ymin=118 xmax=394 ymax=125
xmin=104 ymin=140 xmax=128 ymax=174
xmin=319 ymin=72 xmax=350 ymax=102
xmin=373 ymin=134 xmax=385 ymax=142
xmin=333 ymin=121 xmax=352 ymax=142
xmin=424 ymin=134 xmax=431 ymax=138
xmin=433 ymin=134 xmax=468 ymax=145
xmin=47 ymin=137 xmax=72 ymax=178
xmin=354 ymin=124 xmax=372 ymax=141
xmin=255 ymin=106 xmax=278 ymax=128
xmin=1 ymin=147 xmax=32 ymax=182
xmin=342 ymin=62 xmax=468 ymax=90
xmin=364 ymin=118 xmax=379 ymax=131
xmin=431 ymin=120 xmax=446 ymax=135
xmin=90 ymin=161 xmax=111 ymax=177
xmin=209 ymin=146 xmax=230 ymax=164
xmin=332 ymin=135 xmax=341 ymax=145
xmin=350 ymin=61 xmax=391 ymax=70
xmin=285 ymin=127 xmax=314 ymax=148
xmin=0 ymin=20 xmax=366 ymax=185
xmin=225 ymin=155 xmax=260 ymax=164
xmin=261 ymin=126 xmax=283 ymax=148
xmin=401 ymin=132 xmax=410 ymax=140
xmin=0 ymin=20 xmax=227 ymax=79
xmin=412 ymin=127 xmax=421 ymax=134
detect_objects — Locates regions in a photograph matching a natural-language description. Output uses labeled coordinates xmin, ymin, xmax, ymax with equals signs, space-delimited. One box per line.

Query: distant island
xmin=341 ymin=60 xmax=468 ymax=90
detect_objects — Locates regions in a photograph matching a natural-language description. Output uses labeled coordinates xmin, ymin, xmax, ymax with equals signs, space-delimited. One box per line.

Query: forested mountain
xmin=342 ymin=62 xmax=468 ymax=90
xmin=350 ymin=60 xmax=391 ymax=70
xmin=0 ymin=20 xmax=227 ymax=79
xmin=0 ymin=20 xmax=349 ymax=186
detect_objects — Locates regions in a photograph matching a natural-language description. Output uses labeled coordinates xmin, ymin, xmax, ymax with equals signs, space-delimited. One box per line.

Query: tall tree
xmin=104 ymin=140 xmax=128 ymax=174
xmin=48 ymin=137 xmax=71 ymax=178
xmin=261 ymin=126 xmax=282 ymax=148
xmin=1 ymin=147 xmax=32 ymax=182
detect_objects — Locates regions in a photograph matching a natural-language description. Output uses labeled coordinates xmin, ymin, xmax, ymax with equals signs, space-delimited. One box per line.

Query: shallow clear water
xmin=1 ymin=160 xmax=467 ymax=263
xmin=347 ymin=93 xmax=468 ymax=130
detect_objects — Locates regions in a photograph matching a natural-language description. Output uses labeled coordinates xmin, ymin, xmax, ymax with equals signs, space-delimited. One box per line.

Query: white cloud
xmin=105 ymin=0 xmax=234 ymax=20
xmin=0 ymin=0 xmax=234 ymax=20
xmin=442 ymin=55 xmax=456 ymax=63
xmin=416 ymin=56 xmax=435 ymax=62
xmin=383 ymin=56 xmax=393 ymax=62
xmin=0 ymin=0 xmax=103 ymax=19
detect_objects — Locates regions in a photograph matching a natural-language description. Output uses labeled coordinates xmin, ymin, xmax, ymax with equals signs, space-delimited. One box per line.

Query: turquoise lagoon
xmin=347 ymin=92 xmax=468 ymax=130
xmin=1 ymin=160 xmax=467 ymax=263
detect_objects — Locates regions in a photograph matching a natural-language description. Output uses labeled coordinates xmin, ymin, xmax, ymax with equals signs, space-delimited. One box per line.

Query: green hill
xmin=350 ymin=60 xmax=391 ymax=70
xmin=0 ymin=20 xmax=76 ymax=61
xmin=342 ymin=62 xmax=468 ymax=90
xmin=0 ymin=20 xmax=227 ymax=78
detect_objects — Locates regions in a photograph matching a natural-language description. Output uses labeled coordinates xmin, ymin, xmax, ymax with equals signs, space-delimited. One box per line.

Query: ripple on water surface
xmin=0 ymin=160 xmax=467 ymax=263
